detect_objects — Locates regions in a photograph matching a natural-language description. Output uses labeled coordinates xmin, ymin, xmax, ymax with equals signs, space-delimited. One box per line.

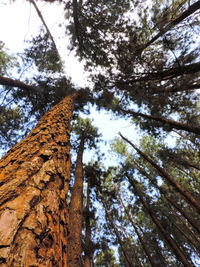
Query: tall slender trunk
xmin=116 ymin=61 xmax=200 ymax=84
xmin=173 ymin=130 xmax=200 ymax=147
xmin=121 ymin=226 xmax=143 ymax=267
xmin=119 ymin=133 xmax=200 ymax=213
xmin=120 ymin=108 xmax=200 ymax=135
xmin=132 ymin=160 xmax=200 ymax=234
xmin=30 ymin=0 xmax=60 ymax=58
xmin=114 ymin=184 xmax=156 ymax=267
xmin=129 ymin=180 xmax=193 ymax=267
xmin=170 ymin=217 xmax=200 ymax=257
xmin=67 ymin=129 xmax=87 ymax=267
xmin=84 ymin=180 xmax=92 ymax=267
xmin=142 ymin=0 xmax=200 ymax=51
xmin=98 ymin=191 xmax=134 ymax=267
xmin=174 ymin=210 xmax=200 ymax=244
xmin=151 ymin=238 xmax=168 ymax=267
xmin=0 ymin=94 xmax=76 ymax=266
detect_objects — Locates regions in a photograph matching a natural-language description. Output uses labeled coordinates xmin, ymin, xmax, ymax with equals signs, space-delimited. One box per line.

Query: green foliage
xmin=22 ymin=32 xmax=63 ymax=73
xmin=72 ymin=117 xmax=102 ymax=150
xmin=95 ymin=247 xmax=119 ymax=267
xmin=0 ymin=105 xmax=23 ymax=149
xmin=0 ymin=41 xmax=17 ymax=75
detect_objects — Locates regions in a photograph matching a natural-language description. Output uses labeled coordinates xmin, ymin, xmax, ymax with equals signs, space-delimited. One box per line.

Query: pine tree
xmin=0 ymin=94 xmax=76 ymax=266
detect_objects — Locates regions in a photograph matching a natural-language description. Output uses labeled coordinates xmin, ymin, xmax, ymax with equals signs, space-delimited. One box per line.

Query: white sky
xmin=0 ymin=0 xmax=137 ymax=162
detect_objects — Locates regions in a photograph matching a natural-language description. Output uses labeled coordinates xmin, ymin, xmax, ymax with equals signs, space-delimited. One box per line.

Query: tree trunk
xmin=98 ymin=191 xmax=134 ymax=267
xmin=0 ymin=93 xmax=76 ymax=266
xmin=119 ymin=133 xmax=200 ymax=213
xmin=173 ymin=130 xmax=200 ymax=147
xmin=30 ymin=0 xmax=59 ymax=56
xmin=121 ymin=226 xmax=143 ymax=267
xmin=170 ymin=217 xmax=200 ymax=257
xmin=142 ymin=0 xmax=200 ymax=51
xmin=130 ymin=181 xmax=193 ymax=267
xmin=116 ymin=61 xmax=200 ymax=85
xmin=84 ymin=181 xmax=92 ymax=267
xmin=114 ymin=184 xmax=156 ymax=267
xmin=174 ymin=210 xmax=200 ymax=245
xmin=132 ymin=160 xmax=200 ymax=234
xmin=67 ymin=130 xmax=87 ymax=267
xmin=0 ymin=75 xmax=36 ymax=91
xmin=120 ymin=108 xmax=200 ymax=135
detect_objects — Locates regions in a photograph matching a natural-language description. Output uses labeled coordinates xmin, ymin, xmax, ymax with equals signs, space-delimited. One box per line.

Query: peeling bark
xmin=0 ymin=94 xmax=76 ymax=266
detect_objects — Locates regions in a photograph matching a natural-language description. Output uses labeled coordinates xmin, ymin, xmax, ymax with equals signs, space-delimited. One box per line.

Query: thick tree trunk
xmin=84 ymin=181 xmax=92 ymax=267
xmin=131 ymin=181 xmax=192 ymax=267
xmin=98 ymin=191 xmax=134 ymax=267
xmin=67 ymin=130 xmax=86 ymax=267
xmin=120 ymin=108 xmax=200 ymax=135
xmin=132 ymin=160 xmax=200 ymax=234
xmin=114 ymin=184 xmax=156 ymax=267
xmin=119 ymin=133 xmax=200 ymax=213
xmin=0 ymin=94 xmax=76 ymax=266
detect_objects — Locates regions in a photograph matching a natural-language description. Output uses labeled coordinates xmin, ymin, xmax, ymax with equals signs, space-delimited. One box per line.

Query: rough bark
xmin=84 ymin=181 xmax=92 ymax=267
xmin=114 ymin=184 xmax=156 ymax=267
xmin=119 ymin=133 xmax=200 ymax=213
xmin=131 ymin=181 xmax=192 ymax=267
xmin=98 ymin=191 xmax=134 ymax=267
xmin=120 ymin=108 xmax=200 ymax=135
xmin=67 ymin=130 xmax=86 ymax=267
xmin=0 ymin=93 xmax=76 ymax=266
xmin=132 ymin=160 xmax=200 ymax=235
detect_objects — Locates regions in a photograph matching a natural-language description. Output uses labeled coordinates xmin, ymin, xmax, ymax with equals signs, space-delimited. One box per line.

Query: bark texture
xmin=0 ymin=94 xmax=76 ymax=266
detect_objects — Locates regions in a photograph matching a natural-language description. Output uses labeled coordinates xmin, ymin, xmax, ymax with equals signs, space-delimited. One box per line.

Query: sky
xmin=0 ymin=0 xmax=138 ymax=162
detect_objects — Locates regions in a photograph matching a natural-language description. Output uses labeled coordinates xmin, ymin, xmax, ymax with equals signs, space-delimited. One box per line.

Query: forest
xmin=0 ymin=0 xmax=200 ymax=266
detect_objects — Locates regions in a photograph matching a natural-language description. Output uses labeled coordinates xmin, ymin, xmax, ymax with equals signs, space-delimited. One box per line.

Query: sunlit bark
xmin=0 ymin=94 xmax=76 ymax=266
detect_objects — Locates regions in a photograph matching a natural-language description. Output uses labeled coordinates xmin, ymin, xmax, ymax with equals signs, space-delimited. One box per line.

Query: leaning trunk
xmin=130 ymin=180 xmax=193 ymax=267
xmin=98 ymin=191 xmax=134 ymax=267
xmin=121 ymin=108 xmax=200 ymax=135
xmin=132 ymin=160 xmax=200 ymax=234
xmin=0 ymin=94 xmax=76 ymax=266
xmin=67 ymin=130 xmax=86 ymax=267
xmin=119 ymin=133 xmax=200 ymax=213
xmin=114 ymin=184 xmax=156 ymax=267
